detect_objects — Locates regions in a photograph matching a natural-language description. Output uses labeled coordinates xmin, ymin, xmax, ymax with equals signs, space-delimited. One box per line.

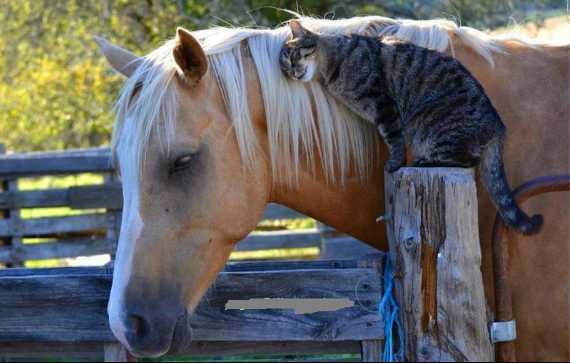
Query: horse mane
xmin=113 ymin=16 xmax=505 ymax=186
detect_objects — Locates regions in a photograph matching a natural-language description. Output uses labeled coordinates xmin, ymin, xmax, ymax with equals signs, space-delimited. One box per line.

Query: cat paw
xmin=384 ymin=159 xmax=404 ymax=173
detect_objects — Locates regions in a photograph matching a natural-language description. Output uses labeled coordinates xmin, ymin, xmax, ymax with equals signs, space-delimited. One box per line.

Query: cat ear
xmin=289 ymin=20 xmax=314 ymax=39
xmin=172 ymin=27 xmax=208 ymax=84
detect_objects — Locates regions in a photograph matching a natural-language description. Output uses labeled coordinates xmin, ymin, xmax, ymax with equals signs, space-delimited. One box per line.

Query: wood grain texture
xmin=5 ymin=180 xmax=23 ymax=267
xmin=0 ymin=145 xmax=328 ymax=264
xmin=0 ymin=184 xmax=122 ymax=210
xmin=0 ymin=147 xmax=112 ymax=177
xmin=0 ymin=340 xmax=362 ymax=360
xmin=1 ymin=254 xmax=383 ymax=277
xmin=0 ymin=145 xmax=12 ymax=267
xmin=180 ymin=340 xmax=362 ymax=356
xmin=0 ymin=261 xmax=384 ymax=343
xmin=0 ymin=183 xmax=303 ymax=220
xmin=0 ymin=213 xmax=109 ymax=237
xmin=361 ymin=339 xmax=383 ymax=362
xmin=384 ymin=167 xmax=493 ymax=362
xmin=319 ymin=237 xmax=382 ymax=260
xmin=0 ymin=238 xmax=116 ymax=263
xmin=0 ymin=342 xmax=105 ymax=361
xmin=235 ymin=229 xmax=323 ymax=251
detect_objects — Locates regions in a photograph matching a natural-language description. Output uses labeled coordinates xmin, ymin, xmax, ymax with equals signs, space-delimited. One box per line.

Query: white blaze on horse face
xmin=107 ymin=118 xmax=145 ymax=348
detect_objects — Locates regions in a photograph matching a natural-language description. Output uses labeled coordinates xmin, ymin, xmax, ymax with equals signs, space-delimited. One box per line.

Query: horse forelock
xmin=111 ymin=16 xmax=507 ymax=187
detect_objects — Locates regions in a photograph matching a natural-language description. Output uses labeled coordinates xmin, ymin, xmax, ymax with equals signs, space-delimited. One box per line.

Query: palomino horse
xmin=96 ymin=16 xmax=569 ymax=360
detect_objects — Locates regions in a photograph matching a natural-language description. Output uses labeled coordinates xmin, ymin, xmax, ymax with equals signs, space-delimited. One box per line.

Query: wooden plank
xmin=104 ymin=173 xmax=121 ymax=263
xmin=177 ymin=268 xmax=383 ymax=342
xmin=0 ymin=190 xmax=307 ymax=225
xmin=0 ymin=340 xmax=362 ymax=359
xmin=0 ymin=213 xmax=108 ymax=237
xmin=225 ymin=254 xmax=384 ymax=272
xmin=0 ymin=254 xmax=384 ymax=276
xmin=319 ymin=237 xmax=382 ymax=260
xmin=0 ymin=341 xmax=104 ymax=360
xmin=0 ymin=266 xmax=114 ymax=277
xmin=0 ymin=272 xmax=114 ymax=342
xmin=0 ymin=144 xmax=21 ymax=267
xmin=0 ymin=144 xmax=12 ymax=267
xmin=177 ymin=340 xmax=362 ymax=356
xmin=6 ymin=179 xmax=23 ymax=267
xmin=235 ymin=229 xmax=323 ymax=251
xmin=0 ymin=184 xmax=122 ymax=210
xmin=384 ymin=168 xmax=493 ymax=361
xmin=0 ymin=227 xmax=339 ymax=263
xmin=0 ymin=238 xmax=116 ymax=263
xmin=71 ymin=183 xmax=123 ymax=210
xmin=0 ymin=265 xmax=384 ymax=343
xmin=361 ymin=340 xmax=383 ymax=362
xmin=0 ymin=147 xmax=112 ymax=177
xmin=0 ymin=188 xmax=69 ymax=209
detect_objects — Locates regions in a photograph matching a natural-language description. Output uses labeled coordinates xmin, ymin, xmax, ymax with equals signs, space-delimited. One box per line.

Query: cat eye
xmin=170 ymin=153 xmax=195 ymax=174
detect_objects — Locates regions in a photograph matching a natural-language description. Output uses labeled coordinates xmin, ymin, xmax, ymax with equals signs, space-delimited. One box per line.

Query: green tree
xmin=0 ymin=0 xmax=564 ymax=152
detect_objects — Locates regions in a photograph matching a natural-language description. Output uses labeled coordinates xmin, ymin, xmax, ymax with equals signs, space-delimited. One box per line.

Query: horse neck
xmin=269 ymin=165 xmax=388 ymax=248
xmin=241 ymin=51 xmax=388 ymax=247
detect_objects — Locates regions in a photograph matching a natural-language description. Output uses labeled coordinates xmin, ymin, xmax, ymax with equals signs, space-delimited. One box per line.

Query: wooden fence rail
xmin=0 ymin=254 xmax=386 ymax=361
xmin=0 ymin=157 xmax=499 ymax=362
xmin=0 ymin=147 xmax=112 ymax=177
xmin=0 ymin=147 xmax=379 ymax=265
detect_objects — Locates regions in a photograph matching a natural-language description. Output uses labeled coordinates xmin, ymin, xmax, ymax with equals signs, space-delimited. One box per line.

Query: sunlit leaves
xmin=0 ymin=0 xmax=562 ymax=152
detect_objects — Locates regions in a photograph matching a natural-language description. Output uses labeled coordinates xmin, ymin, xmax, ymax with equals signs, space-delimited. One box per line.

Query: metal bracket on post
xmin=376 ymin=212 xmax=391 ymax=223
xmin=491 ymin=320 xmax=517 ymax=343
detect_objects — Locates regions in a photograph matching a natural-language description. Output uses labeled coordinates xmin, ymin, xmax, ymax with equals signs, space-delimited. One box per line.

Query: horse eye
xmin=171 ymin=154 xmax=194 ymax=173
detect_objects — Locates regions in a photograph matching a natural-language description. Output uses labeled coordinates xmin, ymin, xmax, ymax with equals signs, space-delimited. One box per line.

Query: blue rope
xmin=379 ymin=256 xmax=405 ymax=362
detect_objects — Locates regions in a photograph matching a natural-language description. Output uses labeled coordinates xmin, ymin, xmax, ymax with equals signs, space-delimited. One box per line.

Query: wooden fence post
xmin=104 ymin=172 xmax=120 ymax=264
xmin=0 ymin=143 xmax=6 ymax=267
xmin=0 ymin=144 xmax=23 ymax=267
xmin=384 ymin=168 xmax=493 ymax=362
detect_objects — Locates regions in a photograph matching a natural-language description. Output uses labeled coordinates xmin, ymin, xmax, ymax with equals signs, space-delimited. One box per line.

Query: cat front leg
xmin=377 ymin=122 xmax=406 ymax=173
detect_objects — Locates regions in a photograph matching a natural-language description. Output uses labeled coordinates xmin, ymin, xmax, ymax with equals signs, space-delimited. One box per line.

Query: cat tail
xmin=480 ymin=135 xmax=543 ymax=235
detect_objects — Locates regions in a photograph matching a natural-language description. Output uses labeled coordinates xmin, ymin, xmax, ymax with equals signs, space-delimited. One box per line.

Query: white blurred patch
xmin=64 ymin=254 xmax=111 ymax=267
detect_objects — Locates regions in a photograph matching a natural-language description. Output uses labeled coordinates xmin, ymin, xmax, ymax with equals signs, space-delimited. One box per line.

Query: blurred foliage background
xmin=0 ymin=0 xmax=566 ymax=152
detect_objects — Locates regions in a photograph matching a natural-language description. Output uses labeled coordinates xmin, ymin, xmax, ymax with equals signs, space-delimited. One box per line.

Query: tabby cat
xmin=279 ymin=20 xmax=542 ymax=235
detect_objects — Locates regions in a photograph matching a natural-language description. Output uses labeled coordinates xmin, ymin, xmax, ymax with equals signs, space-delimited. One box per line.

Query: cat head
xmin=279 ymin=20 xmax=320 ymax=82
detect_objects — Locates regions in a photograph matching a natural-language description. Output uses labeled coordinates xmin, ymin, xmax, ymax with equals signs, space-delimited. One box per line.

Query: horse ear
xmin=289 ymin=20 xmax=312 ymax=39
xmin=94 ymin=36 xmax=142 ymax=78
xmin=173 ymin=27 xmax=208 ymax=84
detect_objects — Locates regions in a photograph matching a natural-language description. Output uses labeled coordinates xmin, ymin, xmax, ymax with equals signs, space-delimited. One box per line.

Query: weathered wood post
xmin=0 ymin=144 xmax=23 ymax=267
xmin=384 ymin=168 xmax=493 ymax=362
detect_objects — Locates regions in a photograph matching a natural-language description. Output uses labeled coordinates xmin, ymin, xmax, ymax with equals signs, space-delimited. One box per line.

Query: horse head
xmin=97 ymin=28 xmax=270 ymax=357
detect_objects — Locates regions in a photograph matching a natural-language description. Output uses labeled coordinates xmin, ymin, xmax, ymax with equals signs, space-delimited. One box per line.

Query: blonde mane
xmin=113 ymin=16 xmax=504 ymax=186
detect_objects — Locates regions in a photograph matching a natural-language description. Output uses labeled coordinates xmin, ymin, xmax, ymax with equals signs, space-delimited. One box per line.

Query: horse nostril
xmin=127 ymin=313 xmax=148 ymax=339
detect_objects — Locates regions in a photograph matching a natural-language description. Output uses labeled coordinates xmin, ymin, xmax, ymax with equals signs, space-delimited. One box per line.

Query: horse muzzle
xmin=109 ymin=300 xmax=191 ymax=358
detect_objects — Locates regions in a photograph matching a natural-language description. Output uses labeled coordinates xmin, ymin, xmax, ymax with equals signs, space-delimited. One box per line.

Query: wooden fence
xmin=0 ymin=147 xmax=378 ymax=267
xmin=0 ymin=254 xmax=386 ymax=361
xmin=0 ymin=148 xmax=494 ymax=362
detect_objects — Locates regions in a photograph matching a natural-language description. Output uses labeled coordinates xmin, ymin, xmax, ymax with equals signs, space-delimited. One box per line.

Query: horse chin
xmin=167 ymin=312 xmax=193 ymax=356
